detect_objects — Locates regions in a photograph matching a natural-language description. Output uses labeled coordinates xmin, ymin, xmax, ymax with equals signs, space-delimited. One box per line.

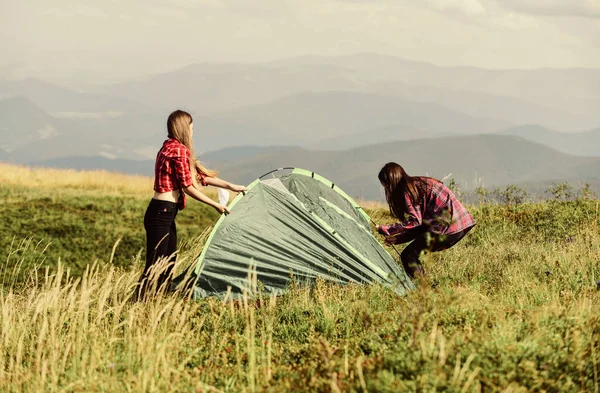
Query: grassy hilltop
xmin=0 ymin=163 xmax=221 ymax=282
xmin=0 ymin=163 xmax=599 ymax=392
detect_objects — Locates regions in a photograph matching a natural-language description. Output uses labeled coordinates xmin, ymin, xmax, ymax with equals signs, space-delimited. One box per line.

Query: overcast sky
xmin=1 ymin=0 xmax=599 ymax=84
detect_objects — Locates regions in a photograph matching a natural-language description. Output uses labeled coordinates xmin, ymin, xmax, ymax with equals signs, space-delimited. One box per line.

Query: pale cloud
xmin=98 ymin=151 xmax=117 ymax=160
xmin=133 ymin=146 xmax=160 ymax=159
xmin=425 ymin=0 xmax=488 ymax=15
xmin=497 ymin=0 xmax=600 ymax=18
xmin=37 ymin=125 xmax=60 ymax=140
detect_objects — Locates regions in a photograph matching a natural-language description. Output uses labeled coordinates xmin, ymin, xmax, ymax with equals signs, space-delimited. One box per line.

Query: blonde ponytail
xmin=167 ymin=110 xmax=217 ymax=187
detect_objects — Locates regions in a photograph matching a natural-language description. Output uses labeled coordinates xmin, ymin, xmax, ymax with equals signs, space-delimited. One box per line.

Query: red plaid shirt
xmin=379 ymin=178 xmax=475 ymax=244
xmin=154 ymin=138 xmax=207 ymax=210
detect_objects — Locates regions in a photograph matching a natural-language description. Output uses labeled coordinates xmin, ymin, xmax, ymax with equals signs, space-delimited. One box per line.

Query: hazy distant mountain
xmin=27 ymin=146 xmax=303 ymax=178
xmin=366 ymin=82 xmax=594 ymax=131
xmin=201 ymin=145 xmax=301 ymax=163
xmin=117 ymin=90 xmax=509 ymax=154
xmin=113 ymin=115 xmax=306 ymax=159
xmin=6 ymin=53 xmax=600 ymax=164
xmin=0 ymin=96 xmax=78 ymax=153
xmin=0 ymin=78 xmax=148 ymax=116
xmin=189 ymin=116 xmax=305 ymax=154
xmin=310 ymin=124 xmax=446 ymax=150
xmin=496 ymin=125 xmax=600 ymax=157
xmin=271 ymin=53 xmax=600 ymax=129
xmin=0 ymin=96 xmax=158 ymax=162
xmin=572 ymin=160 xmax=600 ymax=180
xmin=101 ymin=62 xmax=368 ymax=113
xmin=0 ymin=147 xmax=10 ymax=161
xmin=100 ymin=54 xmax=600 ymax=131
xmin=29 ymin=156 xmax=154 ymax=176
xmin=28 ymin=135 xmax=600 ymax=200
xmin=212 ymin=91 xmax=510 ymax=143
xmin=201 ymin=134 xmax=600 ymax=199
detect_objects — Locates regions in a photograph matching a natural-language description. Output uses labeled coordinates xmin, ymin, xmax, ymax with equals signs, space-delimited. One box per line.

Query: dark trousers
xmin=401 ymin=227 xmax=473 ymax=278
xmin=139 ymin=199 xmax=178 ymax=297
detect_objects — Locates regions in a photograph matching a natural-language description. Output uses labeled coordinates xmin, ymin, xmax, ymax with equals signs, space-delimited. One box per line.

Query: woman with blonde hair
xmin=140 ymin=109 xmax=247 ymax=297
xmin=376 ymin=162 xmax=475 ymax=279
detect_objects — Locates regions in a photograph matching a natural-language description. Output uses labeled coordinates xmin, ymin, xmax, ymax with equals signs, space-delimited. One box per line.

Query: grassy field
xmin=1 ymin=163 xmax=599 ymax=392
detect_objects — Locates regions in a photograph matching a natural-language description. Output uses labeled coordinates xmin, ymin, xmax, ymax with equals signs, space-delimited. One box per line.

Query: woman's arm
xmin=378 ymin=218 xmax=421 ymax=245
xmin=183 ymin=185 xmax=230 ymax=214
xmin=377 ymin=198 xmax=424 ymax=245
xmin=203 ymin=177 xmax=248 ymax=193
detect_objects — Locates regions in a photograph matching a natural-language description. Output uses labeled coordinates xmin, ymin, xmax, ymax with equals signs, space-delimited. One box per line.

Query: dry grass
xmin=2 ymin=222 xmax=599 ymax=392
xmin=355 ymin=198 xmax=386 ymax=211
xmin=0 ymin=162 xmax=218 ymax=199
xmin=2 ymin=165 xmax=600 ymax=392
xmin=0 ymin=162 xmax=152 ymax=195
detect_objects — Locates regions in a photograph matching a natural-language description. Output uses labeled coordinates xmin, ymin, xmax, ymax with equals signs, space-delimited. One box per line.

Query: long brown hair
xmin=378 ymin=162 xmax=436 ymax=220
xmin=167 ymin=110 xmax=217 ymax=187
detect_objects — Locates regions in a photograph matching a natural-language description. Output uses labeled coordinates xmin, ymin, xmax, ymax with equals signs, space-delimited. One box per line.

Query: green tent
xmin=188 ymin=168 xmax=414 ymax=299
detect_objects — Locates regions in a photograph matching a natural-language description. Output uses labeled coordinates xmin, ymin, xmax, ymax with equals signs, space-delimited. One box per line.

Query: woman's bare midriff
xmin=153 ymin=189 xmax=180 ymax=203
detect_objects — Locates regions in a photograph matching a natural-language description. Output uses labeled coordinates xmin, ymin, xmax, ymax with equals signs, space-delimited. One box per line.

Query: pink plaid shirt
xmin=379 ymin=178 xmax=475 ymax=244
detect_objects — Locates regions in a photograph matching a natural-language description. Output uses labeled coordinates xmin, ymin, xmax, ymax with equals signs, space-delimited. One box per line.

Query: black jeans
xmin=139 ymin=199 xmax=178 ymax=297
xmin=401 ymin=226 xmax=473 ymax=278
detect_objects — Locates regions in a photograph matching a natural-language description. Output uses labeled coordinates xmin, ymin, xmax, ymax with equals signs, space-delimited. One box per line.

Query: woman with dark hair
xmin=376 ymin=162 xmax=475 ymax=278
xmin=139 ymin=109 xmax=247 ymax=297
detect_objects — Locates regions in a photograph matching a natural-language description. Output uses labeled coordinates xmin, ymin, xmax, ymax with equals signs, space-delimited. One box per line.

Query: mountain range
xmin=270 ymin=53 xmax=600 ymax=128
xmin=31 ymin=135 xmax=600 ymax=200
xmin=495 ymin=125 xmax=600 ymax=157
xmin=97 ymin=54 xmax=600 ymax=130
xmin=200 ymin=135 xmax=600 ymax=199
xmin=0 ymin=77 xmax=148 ymax=116
xmin=2 ymin=53 xmax=599 ymax=199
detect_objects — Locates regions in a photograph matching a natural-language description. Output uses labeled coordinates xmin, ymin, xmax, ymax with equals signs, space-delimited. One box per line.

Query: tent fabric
xmin=190 ymin=168 xmax=414 ymax=299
